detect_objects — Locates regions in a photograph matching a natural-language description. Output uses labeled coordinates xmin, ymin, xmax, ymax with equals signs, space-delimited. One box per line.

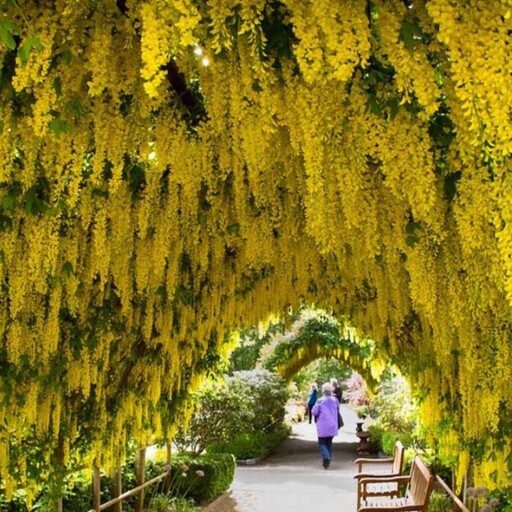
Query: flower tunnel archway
xmin=0 ymin=0 xmax=512 ymax=497
xmin=261 ymin=309 xmax=381 ymax=387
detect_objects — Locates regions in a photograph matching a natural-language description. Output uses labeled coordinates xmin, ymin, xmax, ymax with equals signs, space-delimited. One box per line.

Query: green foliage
xmin=295 ymin=358 xmax=352 ymax=396
xmin=143 ymin=496 xmax=200 ymax=512
xmin=208 ymin=432 xmax=269 ymax=460
xmin=173 ymin=383 xmax=254 ymax=454
xmin=262 ymin=308 xmax=375 ymax=384
xmin=167 ymin=453 xmax=235 ymax=504
xmin=365 ymin=424 xmax=392 ymax=455
xmin=381 ymin=431 xmax=408 ymax=455
xmin=426 ymin=491 xmax=453 ymax=512
xmin=17 ymin=36 xmax=44 ymax=66
xmin=207 ymin=425 xmax=289 ymax=460
xmin=227 ymin=369 xmax=289 ymax=432
xmin=0 ymin=21 xmax=17 ymax=50
xmin=229 ymin=319 xmax=284 ymax=372
xmin=362 ymin=374 xmax=424 ymax=456
xmin=47 ymin=452 xmax=234 ymax=512
xmin=174 ymin=369 xmax=288 ymax=456
xmin=366 ymin=376 xmax=419 ymax=434
xmin=489 ymin=487 xmax=512 ymax=512
xmin=399 ymin=17 xmax=426 ymax=52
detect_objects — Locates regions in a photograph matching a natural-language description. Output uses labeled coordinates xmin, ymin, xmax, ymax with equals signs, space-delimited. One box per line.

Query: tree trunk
xmin=134 ymin=448 xmax=146 ymax=512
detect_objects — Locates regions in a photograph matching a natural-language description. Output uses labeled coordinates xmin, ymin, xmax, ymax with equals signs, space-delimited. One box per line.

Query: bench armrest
xmin=359 ymin=475 xmax=411 ymax=486
xmin=356 ymin=457 xmax=394 ymax=465
xmin=354 ymin=472 xmax=400 ymax=480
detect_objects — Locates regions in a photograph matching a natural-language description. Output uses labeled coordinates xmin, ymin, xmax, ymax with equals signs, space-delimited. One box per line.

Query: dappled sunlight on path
xmin=205 ymin=405 xmax=361 ymax=511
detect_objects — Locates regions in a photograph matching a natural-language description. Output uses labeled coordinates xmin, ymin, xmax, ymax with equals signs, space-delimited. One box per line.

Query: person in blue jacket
xmin=306 ymin=382 xmax=318 ymax=424
xmin=312 ymin=382 xmax=340 ymax=469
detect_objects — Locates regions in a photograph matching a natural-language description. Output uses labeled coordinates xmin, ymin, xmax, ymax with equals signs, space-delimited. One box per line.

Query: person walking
xmin=311 ymin=382 xmax=340 ymax=469
xmin=306 ymin=382 xmax=318 ymax=424
xmin=331 ymin=377 xmax=343 ymax=403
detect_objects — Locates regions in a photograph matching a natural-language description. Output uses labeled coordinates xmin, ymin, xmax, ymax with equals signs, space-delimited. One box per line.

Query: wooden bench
xmin=354 ymin=440 xmax=405 ymax=504
xmin=357 ymin=455 xmax=434 ymax=511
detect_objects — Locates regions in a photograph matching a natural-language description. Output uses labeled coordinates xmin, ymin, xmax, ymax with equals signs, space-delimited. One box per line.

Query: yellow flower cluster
xmin=139 ymin=2 xmax=171 ymax=98
xmin=284 ymin=0 xmax=370 ymax=84
xmin=375 ymin=1 xmax=440 ymax=121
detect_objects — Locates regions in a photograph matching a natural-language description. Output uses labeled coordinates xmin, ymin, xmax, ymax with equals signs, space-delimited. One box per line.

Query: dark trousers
xmin=318 ymin=436 xmax=333 ymax=460
xmin=307 ymin=405 xmax=314 ymax=423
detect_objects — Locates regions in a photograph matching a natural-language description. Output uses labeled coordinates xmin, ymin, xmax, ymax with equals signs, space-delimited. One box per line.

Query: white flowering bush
xmin=174 ymin=369 xmax=289 ymax=456
xmin=227 ymin=369 xmax=289 ymax=432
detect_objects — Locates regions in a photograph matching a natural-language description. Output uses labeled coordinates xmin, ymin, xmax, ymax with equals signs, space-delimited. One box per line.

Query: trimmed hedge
xmin=207 ymin=424 xmax=289 ymax=460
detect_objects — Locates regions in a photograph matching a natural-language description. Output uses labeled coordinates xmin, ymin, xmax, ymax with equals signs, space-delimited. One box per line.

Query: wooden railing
xmin=435 ymin=475 xmax=469 ymax=512
xmin=87 ymin=443 xmax=172 ymax=512
xmin=86 ymin=468 xmax=170 ymax=512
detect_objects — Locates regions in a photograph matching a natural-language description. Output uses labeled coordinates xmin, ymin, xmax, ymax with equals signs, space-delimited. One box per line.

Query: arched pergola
xmin=0 ymin=0 xmax=511 ymax=496
xmin=262 ymin=309 xmax=379 ymax=385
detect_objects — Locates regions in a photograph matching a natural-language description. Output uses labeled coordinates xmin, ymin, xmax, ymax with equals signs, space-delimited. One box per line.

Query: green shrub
xmin=380 ymin=430 xmax=414 ymax=456
xmin=427 ymin=490 xmax=453 ymax=512
xmin=173 ymin=384 xmax=254 ymax=454
xmin=489 ymin=487 xmax=512 ymax=512
xmin=227 ymin=370 xmax=289 ymax=433
xmin=367 ymin=424 xmax=384 ymax=453
xmin=208 ymin=423 xmax=289 ymax=460
xmin=174 ymin=370 xmax=289 ymax=457
xmin=166 ymin=452 xmax=235 ymax=504
xmin=143 ymin=496 xmax=200 ymax=512
xmin=208 ymin=432 xmax=269 ymax=460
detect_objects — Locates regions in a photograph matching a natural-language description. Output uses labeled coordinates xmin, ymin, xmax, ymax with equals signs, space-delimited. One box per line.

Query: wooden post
xmin=93 ymin=466 xmax=101 ymax=512
xmin=134 ymin=448 xmax=146 ymax=512
xmin=111 ymin=466 xmax=122 ymax=512
xmin=164 ymin=443 xmax=172 ymax=494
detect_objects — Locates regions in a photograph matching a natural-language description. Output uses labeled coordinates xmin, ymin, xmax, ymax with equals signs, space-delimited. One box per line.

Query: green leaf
xmin=227 ymin=223 xmax=240 ymax=235
xmin=91 ymin=188 xmax=109 ymax=199
xmin=406 ymin=220 xmax=421 ymax=234
xmin=23 ymin=186 xmax=44 ymax=215
xmin=399 ymin=18 xmax=423 ymax=52
xmin=366 ymin=95 xmax=382 ymax=116
xmin=0 ymin=213 xmax=12 ymax=232
xmin=0 ymin=21 xmax=16 ymax=50
xmin=65 ymin=98 xmax=84 ymax=119
xmin=406 ymin=235 xmax=419 ymax=248
xmin=387 ymin=97 xmax=400 ymax=119
xmin=62 ymin=261 xmax=74 ymax=277
xmin=2 ymin=193 xmax=16 ymax=211
xmin=48 ymin=116 xmax=70 ymax=137
xmin=17 ymin=36 xmax=44 ymax=65
xmin=53 ymin=76 xmax=62 ymax=96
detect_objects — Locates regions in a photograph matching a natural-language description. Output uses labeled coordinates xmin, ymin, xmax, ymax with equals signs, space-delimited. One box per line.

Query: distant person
xmin=331 ymin=378 xmax=343 ymax=403
xmin=311 ymin=382 xmax=340 ymax=469
xmin=306 ymin=382 xmax=318 ymax=424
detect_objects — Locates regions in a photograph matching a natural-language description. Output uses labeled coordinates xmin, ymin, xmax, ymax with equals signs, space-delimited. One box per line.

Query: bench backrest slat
xmin=391 ymin=441 xmax=405 ymax=475
xmin=408 ymin=456 xmax=434 ymax=509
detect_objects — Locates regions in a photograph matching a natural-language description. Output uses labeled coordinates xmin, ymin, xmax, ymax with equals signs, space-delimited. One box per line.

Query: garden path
xmin=205 ymin=404 xmax=361 ymax=511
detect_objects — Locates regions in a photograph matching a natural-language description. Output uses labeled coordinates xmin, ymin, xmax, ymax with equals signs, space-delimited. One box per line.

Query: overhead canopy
xmin=1 ymin=0 xmax=512 ymax=493
xmin=261 ymin=309 xmax=379 ymax=384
